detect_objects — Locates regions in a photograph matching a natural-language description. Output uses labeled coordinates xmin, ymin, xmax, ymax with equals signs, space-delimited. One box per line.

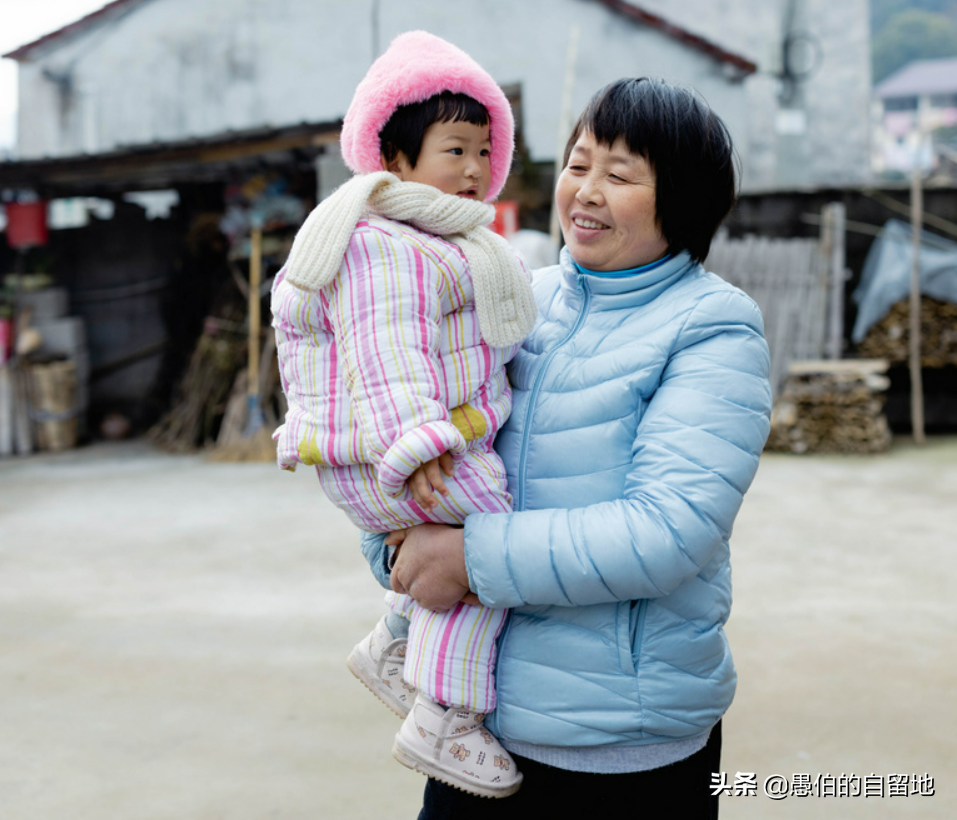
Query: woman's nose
xmin=576 ymin=175 xmax=603 ymax=205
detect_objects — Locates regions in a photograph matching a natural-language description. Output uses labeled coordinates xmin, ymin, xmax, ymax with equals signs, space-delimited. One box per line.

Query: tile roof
xmin=3 ymin=0 xmax=146 ymax=61
xmin=875 ymin=57 xmax=957 ymax=99
xmin=590 ymin=0 xmax=756 ymax=75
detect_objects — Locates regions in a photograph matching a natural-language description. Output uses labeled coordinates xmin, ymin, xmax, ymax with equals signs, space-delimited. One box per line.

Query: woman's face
xmin=556 ymin=131 xmax=668 ymax=272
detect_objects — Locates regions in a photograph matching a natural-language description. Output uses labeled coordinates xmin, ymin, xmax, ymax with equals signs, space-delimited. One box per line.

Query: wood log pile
xmin=148 ymin=308 xmax=284 ymax=455
xmin=766 ymin=360 xmax=892 ymax=454
xmin=147 ymin=324 xmax=246 ymax=452
xmin=857 ymin=297 xmax=957 ymax=366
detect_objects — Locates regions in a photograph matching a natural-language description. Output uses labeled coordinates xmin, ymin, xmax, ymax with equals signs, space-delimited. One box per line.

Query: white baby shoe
xmin=346 ymin=616 xmax=417 ymax=718
xmin=392 ymin=694 xmax=522 ymax=799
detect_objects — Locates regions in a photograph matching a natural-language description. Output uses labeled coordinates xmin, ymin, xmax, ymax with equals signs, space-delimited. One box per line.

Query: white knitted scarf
xmin=283 ymin=171 xmax=537 ymax=348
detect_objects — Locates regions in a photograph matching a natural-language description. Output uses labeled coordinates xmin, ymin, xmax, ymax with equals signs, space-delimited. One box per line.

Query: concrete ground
xmin=1 ymin=436 xmax=954 ymax=819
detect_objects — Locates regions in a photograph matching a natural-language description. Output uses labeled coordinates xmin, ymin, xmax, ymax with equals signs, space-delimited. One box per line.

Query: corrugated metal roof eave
xmin=0 ymin=120 xmax=341 ymax=195
xmin=1 ymin=120 xmax=341 ymax=165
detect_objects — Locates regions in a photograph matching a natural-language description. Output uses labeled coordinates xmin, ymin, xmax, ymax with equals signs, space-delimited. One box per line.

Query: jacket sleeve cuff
xmin=377 ymin=420 xmax=468 ymax=497
xmin=463 ymin=512 xmax=525 ymax=608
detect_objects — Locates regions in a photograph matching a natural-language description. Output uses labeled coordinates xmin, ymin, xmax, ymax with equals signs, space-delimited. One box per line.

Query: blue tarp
xmin=852 ymin=219 xmax=957 ymax=343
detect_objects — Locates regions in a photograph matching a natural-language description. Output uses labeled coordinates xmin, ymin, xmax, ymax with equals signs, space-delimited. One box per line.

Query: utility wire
xmin=862 ymin=187 xmax=957 ymax=239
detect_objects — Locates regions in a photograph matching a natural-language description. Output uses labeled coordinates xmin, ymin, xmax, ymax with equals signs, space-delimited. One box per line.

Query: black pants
xmin=419 ymin=721 xmax=721 ymax=820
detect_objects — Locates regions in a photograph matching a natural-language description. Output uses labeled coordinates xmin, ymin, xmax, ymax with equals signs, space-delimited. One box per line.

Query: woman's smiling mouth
xmin=573 ymin=217 xmax=609 ymax=230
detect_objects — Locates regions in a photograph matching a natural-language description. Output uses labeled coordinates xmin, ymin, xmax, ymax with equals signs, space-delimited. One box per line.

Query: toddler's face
xmin=386 ymin=120 xmax=491 ymax=201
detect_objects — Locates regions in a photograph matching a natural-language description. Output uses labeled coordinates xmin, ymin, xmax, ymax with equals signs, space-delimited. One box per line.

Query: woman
xmin=365 ymin=77 xmax=772 ymax=818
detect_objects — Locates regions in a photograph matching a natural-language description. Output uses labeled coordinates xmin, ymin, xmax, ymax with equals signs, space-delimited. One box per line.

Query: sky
xmin=1 ymin=0 xmax=110 ymax=154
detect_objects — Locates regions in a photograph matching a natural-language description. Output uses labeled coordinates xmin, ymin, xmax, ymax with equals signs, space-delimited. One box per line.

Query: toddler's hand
xmin=384 ymin=529 xmax=409 ymax=548
xmin=408 ymin=451 xmax=455 ymax=511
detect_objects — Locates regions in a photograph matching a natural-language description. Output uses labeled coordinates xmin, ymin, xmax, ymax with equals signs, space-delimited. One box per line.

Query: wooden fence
xmin=705 ymin=205 xmax=845 ymax=396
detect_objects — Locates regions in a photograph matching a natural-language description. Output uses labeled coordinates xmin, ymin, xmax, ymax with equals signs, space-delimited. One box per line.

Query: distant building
xmin=873 ymin=56 xmax=957 ymax=178
xmin=2 ymin=0 xmax=871 ymax=195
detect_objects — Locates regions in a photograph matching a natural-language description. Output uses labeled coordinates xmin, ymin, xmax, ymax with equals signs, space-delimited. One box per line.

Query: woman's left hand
xmin=389 ymin=523 xmax=481 ymax=610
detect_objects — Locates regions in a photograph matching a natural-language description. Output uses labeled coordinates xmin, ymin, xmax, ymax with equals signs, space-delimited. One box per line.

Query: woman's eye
xmin=610 ymin=174 xmax=626 ymax=183
xmin=480 ymin=148 xmax=490 ymax=157
xmin=448 ymin=147 xmax=463 ymax=155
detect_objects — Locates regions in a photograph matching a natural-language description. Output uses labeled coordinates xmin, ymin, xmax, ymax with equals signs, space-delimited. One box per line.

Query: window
xmin=883 ymin=96 xmax=918 ymax=112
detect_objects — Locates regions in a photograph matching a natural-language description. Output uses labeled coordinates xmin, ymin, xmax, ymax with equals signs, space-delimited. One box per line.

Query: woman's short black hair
xmin=380 ymin=91 xmax=490 ymax=168
xmin=564 ymin=78 xmax=737 ymax=263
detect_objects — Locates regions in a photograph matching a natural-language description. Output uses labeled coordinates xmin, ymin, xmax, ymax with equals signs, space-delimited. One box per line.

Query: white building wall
xmin=16 ymin=0 xmax=370 ymax=158
xmin=374 ymin=0 xmax=750 ymax=177
xmin=12 ymin=0 xmax=868 ymax=191
xmin=15 ymin=0 xmax=748 ymax=166
xmin=803 ymin=0 xmax=871 ymax=187
xmin=628 ymin=0 xmax=872 ymax=190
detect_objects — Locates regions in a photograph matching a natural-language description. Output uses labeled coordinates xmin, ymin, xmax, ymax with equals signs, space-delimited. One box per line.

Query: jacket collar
xmin=559 ymin=247 xmax=697 ymax=312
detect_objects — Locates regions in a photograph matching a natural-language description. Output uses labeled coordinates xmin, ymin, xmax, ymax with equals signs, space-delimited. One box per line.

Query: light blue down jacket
xmin=366 ymin=247 xmax=772 ymax=749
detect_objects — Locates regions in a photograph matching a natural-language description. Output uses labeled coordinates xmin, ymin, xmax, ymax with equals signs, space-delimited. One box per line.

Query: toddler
xmin=272 ymin=31 xmax=536 ymax=799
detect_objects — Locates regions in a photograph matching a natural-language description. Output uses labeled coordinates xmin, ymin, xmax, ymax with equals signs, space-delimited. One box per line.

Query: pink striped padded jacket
xmin=272 ymin=214 xmax=526 ymax=498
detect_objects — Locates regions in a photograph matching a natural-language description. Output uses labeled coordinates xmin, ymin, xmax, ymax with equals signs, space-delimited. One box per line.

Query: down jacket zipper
xmin=515 ymin=272 xmax=591 ymax=512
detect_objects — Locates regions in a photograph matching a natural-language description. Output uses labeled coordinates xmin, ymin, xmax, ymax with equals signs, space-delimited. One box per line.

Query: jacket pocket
xmin=622 ymin=599 xmax=647 ymax=677
xmin=616 ymin=599 xmax=644 ymax=676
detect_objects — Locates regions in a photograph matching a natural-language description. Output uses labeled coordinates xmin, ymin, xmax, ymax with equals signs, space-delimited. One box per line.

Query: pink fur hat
xmin=340 ymin=30 xmax=514 ymax=202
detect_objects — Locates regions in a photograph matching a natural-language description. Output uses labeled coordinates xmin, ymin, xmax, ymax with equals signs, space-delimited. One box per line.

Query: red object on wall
xmin=491 ymin=201 xmax=519 ymax=238
xmin=0 ymin=317 xmax=12 ymax=366
xmin=5 ymin=201 xmax=49 ymax=249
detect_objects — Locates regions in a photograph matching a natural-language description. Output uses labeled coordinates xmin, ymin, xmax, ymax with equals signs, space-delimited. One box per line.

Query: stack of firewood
xmin=148 ymin=317 xmax=284 ymax=456
xmin=766 ymin=360 xmax=892 ymax=454
xmin=148 ymin=324 xmax=247 ymax=452
xmin=857 ymin=297 xmax=957 ymax=366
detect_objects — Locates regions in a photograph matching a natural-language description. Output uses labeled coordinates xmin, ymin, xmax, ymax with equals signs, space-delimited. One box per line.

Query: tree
xmin=872 ymin=9 xmax=957 ymax=82
xmin=871 ymin=0 xmax=957 ymax=34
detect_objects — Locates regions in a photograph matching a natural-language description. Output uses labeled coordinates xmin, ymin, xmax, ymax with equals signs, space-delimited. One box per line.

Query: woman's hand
xmin=389 ymin=523 xmax=481 ymax=610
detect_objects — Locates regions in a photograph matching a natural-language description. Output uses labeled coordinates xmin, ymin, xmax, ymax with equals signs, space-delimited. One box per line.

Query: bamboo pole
xmin=549 ymin=24 xmax=580 ymax=245
xmin=909 ymin=164 xmax=925 ymax=445
xmin=245 ymin=226 xmax=264 ymax=436
xmin=822 ymin=203 xmax=846 ymax=360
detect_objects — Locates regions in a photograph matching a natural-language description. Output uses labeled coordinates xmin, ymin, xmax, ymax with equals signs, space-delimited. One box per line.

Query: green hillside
xmin=872 ymin=0 xmax=957 ymax=82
